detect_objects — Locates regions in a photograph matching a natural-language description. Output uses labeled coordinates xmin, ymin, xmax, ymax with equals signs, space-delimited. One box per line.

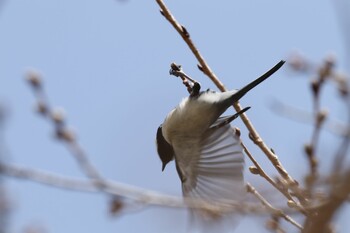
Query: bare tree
xmin=0 ymin=1 xmax=349 ymax=232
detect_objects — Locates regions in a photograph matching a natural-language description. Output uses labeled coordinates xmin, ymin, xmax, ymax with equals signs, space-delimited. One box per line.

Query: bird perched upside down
xmin=156 ymin=61 xmax=285 ymax=229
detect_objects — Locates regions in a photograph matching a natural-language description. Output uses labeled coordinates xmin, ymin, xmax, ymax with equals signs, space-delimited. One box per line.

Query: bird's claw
xmin=190 ymin=82 xmax=201 ymax=97
xmin=169 ymin=63 xmax=201 ymax=96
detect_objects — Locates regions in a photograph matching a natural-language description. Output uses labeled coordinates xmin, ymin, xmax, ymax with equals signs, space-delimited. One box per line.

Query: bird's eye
xmin=206 ymin=88 xmax=211 ymax=92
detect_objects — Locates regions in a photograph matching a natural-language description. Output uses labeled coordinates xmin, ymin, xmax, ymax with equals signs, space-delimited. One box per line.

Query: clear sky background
xmin=1 ymin=0 xmax=349 ymax=232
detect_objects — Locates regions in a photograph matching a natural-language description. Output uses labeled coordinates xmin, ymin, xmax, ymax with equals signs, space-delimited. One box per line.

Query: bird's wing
xmin=181 ymin=122 xmax=245 ymax=202
xmin=176 ymin=122 xmax=245 ymax=232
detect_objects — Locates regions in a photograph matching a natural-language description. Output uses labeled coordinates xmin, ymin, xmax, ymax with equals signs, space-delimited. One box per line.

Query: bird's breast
xmin=162 ymin=97 xmax=220 ymax=144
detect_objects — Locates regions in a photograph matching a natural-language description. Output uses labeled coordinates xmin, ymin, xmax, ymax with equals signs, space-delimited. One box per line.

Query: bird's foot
xmin=169 ymin=62 xmax=201 ymax=96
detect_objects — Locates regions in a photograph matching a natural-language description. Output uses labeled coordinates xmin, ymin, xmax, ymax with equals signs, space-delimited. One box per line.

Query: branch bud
xmin=234 ymin=127 xmax=241 ymax=137
xmin=316 ymin=109 xmax=328 ymax=125
xmin=310 ymin=80 xmax=320 ymax=97
xmin=181 ymin=25 xmax=190 ymax=38
xmin=51 ymin=108 xmax=65 ymax=125
xmin=26 ymin=70 xmax=42 ymax=88
xmin=35 ymin=100 xmax=48 ymax=115
xmin=304 ymin=144 xmax=313 ymax=157
xmin=249 ymin=166 xmax=260 ymax=175
xmin=287 ymin=200 xmax=297 ymax=208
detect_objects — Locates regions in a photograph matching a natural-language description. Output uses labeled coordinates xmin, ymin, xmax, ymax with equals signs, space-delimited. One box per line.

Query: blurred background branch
xmin=0 ymin=103 xmax=11 ymax=233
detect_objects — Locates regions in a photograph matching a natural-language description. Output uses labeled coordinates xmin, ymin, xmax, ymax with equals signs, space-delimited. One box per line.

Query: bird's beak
xmin=162 ymin=163 xmax=167 ymax=171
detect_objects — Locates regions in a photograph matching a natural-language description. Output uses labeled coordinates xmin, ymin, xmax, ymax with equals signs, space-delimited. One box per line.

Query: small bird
xmin=156 ymin=61 xmax=285 ymax=228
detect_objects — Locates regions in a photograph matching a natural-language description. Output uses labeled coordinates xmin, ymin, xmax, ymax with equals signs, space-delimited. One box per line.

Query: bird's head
xmin=156 ymin=125 xmax=175 ymax=171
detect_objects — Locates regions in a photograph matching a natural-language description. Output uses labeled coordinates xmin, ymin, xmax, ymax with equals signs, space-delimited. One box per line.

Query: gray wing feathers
xmin=181 ymin=124 xmax=245 ymax=232
xmin=182 ymin=124 xmax=245 ymax=201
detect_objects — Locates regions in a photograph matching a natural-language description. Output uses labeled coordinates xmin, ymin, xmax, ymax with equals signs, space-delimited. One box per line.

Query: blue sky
xmin=1 ymin=0 xmax=349 ymax=232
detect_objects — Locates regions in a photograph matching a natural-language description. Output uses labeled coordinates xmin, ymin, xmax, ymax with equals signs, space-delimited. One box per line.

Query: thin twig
xmin=303 ymin=58 xmax=334 ymax=194
xmin=288 ymin=54 xmax=350 ymax=232
xmin=303 ymin=169 xmax=350 ymax=233
xmin=242 ymin=142 xmax=306 ymax=215
xmin=156 ymin=0 xmax=225 ymax=89
xmin=26 ymin=71 xmax=108 ymax=189
xmin=246 ymin=183 xmax=303 ymax=231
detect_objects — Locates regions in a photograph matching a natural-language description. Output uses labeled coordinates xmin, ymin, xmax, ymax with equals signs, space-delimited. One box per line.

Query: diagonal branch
xmin=242 ymin=142 xmax=307 ymax=215
xmin=156 ymin=0 xmax=225 ymax=90
xmin=26 ymin=71 xmax=108 ymax=190
xmin=246 ymin=183 xmax=303 ymax=231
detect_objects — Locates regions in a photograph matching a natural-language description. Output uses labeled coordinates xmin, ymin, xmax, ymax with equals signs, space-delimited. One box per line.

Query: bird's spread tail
xmin=231 ymin=60 xmax=285 ymax=102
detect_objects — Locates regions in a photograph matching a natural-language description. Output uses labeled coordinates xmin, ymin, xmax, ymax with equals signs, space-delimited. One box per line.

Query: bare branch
xmin=25 ymin=70 xmax=108 ymax=189
xmin=304 ymin=57 xmax=335 ymax=195
xmin=0 ymin=162 xmax=291 ymax=215
xmin=303 ymin=169 xmax=350 ymax=233
xmin=156 ymin=0 xmax=225 ymax=90
xmin=246 ymin=183 xmax=303 ymax=231
xmin=243 ymin=142 xmax=307 ymax=215
xmin=0 ymin=163 xmax=97 ymax=192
